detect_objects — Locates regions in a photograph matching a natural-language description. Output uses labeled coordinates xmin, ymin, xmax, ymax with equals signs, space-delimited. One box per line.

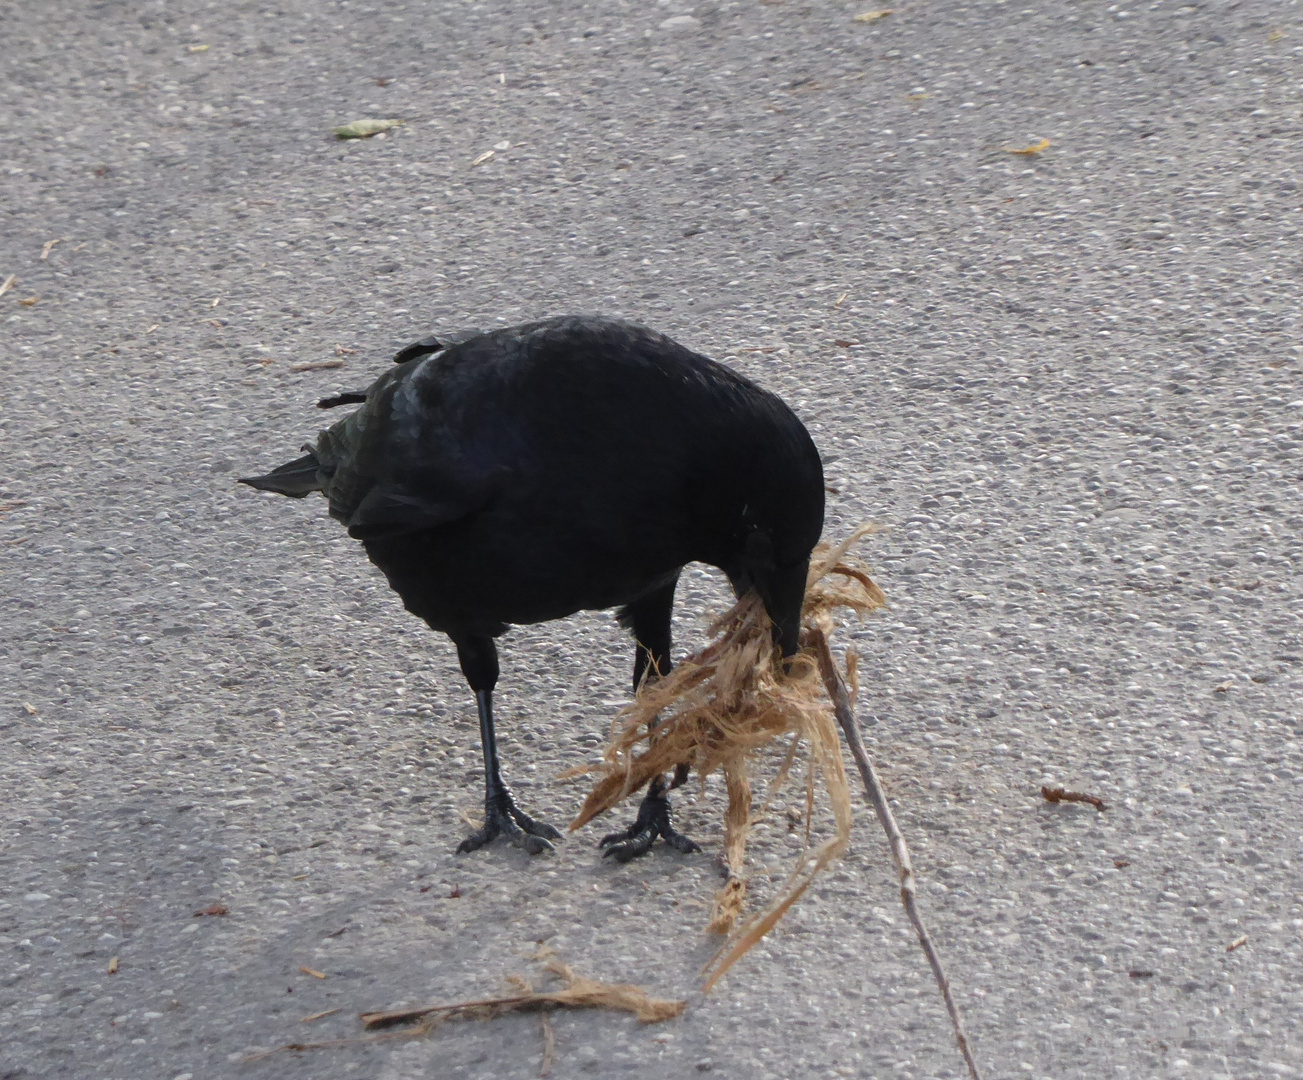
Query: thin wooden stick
xmin=539 ymin=1009 xmax=556 ymax=1076
xmin=808 ymin=626 xmax=985 ymax=1080
xmin=360 ymin=993 xmax=536 ymax=1028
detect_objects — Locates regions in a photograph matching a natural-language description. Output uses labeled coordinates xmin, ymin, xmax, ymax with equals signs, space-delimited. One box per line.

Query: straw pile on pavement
xmin=569 ymin=525 xmax=885 ymax=987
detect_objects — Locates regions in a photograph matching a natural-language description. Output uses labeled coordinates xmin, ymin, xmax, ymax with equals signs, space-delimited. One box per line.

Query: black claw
xmin=507 ymin=803 xmax=564 ymax=841
xmin=663 ymin=828 xmax=702 ymax=855
xmin=602 ymin=827 xmax=657 ymax=863
xmin=456 ymin=826 xmax=495 ymax=855
xmin=521 ymin=834 xmax=553 ymax=856
xmin=598 ymin=773 xmax=699 ymax=862
xmin=457 ymin=788 xmax=558 ymax=855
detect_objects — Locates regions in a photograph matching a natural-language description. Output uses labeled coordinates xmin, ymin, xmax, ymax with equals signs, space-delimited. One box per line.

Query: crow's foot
xmin=599 ymin=775 xmax=701 ymax=863
xmin=458 ymin=789 xmax=563 ymax=855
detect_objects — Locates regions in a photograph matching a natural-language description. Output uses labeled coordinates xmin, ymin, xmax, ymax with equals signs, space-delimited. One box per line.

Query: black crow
xmin=241 ymin=316 xmax=824 ymax=859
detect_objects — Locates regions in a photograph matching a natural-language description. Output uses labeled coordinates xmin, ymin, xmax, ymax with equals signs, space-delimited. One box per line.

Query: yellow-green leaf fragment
xmin=1003 ymin=138 xmax=1051 ymax=155
xmin=853 ymin=9 xmax=893 ymax=22
xmin=331 ymin=118 xmax=404 ymax=140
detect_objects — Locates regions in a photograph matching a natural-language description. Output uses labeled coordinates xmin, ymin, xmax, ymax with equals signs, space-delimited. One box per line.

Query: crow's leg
xmin=600 ymin=774 xmax=702 ymax=862
xmin=604 ymin=576 xmax=701 ymax=861
xmin=452 ymin=635 xmax=562 ymax=856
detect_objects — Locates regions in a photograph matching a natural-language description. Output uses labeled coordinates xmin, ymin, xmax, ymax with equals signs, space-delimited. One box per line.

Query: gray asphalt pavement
xmin=3 ymin=1 xmax=1302 ymax=1078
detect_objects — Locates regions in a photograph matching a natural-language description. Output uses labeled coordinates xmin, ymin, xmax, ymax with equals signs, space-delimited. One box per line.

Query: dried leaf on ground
xmin=193 ymin=904 xmax=229 ymax=917
xmin=853 ymin=9 xmax=893 ymax=22
xmin=0 ymin=275 xmax=17 ymax=298
xmin=1003 ymin=138 xmax=1051 ymax=155
xmin=300 ymin=966 xmax=328 ymax=979
xmin=331 ymin=118 xmax=404 ymax=139
xmin=471 ymin=150 xmax=496 ymax=167
xmin=18 ymin=296 xmax=39 ymax=307
xmin=1226 ymin=935 xmax=1248 ymax=952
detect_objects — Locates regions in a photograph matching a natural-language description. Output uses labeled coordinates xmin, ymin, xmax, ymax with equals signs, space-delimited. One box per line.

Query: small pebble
xmin=659 ymin=15 xmax=701 ymax=32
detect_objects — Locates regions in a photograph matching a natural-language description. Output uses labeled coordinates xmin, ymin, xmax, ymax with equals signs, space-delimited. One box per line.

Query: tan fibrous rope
xmin=567 ymin=524 xmax=886 ymax=989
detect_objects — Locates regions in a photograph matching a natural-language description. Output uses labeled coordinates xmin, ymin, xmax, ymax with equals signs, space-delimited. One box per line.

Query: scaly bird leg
xmin=457 ymin=689 xmax=562 ymax=856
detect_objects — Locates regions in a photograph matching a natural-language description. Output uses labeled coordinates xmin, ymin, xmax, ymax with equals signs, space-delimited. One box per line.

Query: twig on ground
xmin=539 ymin=1010 xmax=556 ymax=1077
xmin=242 ymin=1031 xmax=412 ymax=1060
xmin=359 ymin=960 xmax=684 ymax=1029
xmin=1041 ymin=786 xmax=1106 ymax=811
xmin=300 ymin=1008 xmax=341 ymax=1023
xmin=244 ymin=959 xmax=682 ymax=1064
xmin=808 ymin=625 xmax=985 ymax=1080
xmin=290 ymin=359 xmax=345 ymax=372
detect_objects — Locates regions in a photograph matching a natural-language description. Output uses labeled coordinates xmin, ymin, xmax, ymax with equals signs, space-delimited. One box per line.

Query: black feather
xmin=237 ymin=452 xmax=321 ymax=497
xmin=392 ymin=335 xmax=444 ymax=365
xmin=317 ymin=391 xmax=369 ymax=410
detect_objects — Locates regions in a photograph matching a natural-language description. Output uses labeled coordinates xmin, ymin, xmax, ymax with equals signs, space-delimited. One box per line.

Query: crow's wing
xmin=310 ymin=355 xmax=514 ymax=542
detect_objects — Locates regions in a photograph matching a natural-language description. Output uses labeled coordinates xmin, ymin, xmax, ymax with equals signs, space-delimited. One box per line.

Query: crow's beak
xmin=758 ymin=558 xmax=810 ymax=659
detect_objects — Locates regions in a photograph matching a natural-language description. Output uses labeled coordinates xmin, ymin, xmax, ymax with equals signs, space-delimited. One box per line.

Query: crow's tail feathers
xmin=238 ymin=450 xmax=322 ymax=498
xmin=317 ymin=390 xmax=369 ymax=410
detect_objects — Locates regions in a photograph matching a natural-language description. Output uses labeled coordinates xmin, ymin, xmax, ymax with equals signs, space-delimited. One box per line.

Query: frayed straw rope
xmin=567 ymin=525 xmax=882 ymax=966
xmin=569 ymin=524 xmax=985 ymax=1080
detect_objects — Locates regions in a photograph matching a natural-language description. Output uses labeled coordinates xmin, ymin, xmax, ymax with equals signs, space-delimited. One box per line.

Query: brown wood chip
xmin=289 ymin=359 xmax=346 ymax=372
xmin=1041 ymin=786 xmax=1106 ymax=811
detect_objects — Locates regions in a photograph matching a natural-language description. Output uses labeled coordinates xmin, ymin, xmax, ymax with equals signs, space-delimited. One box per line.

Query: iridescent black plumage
xmin=242 ymin=316 xmax=824 ymax=855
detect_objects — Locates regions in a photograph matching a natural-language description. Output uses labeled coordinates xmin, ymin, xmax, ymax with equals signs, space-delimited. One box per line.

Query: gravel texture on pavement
xmin=2 ymin=1 xmax=1301 ymax=1078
